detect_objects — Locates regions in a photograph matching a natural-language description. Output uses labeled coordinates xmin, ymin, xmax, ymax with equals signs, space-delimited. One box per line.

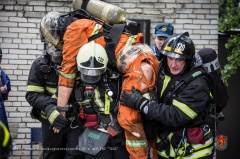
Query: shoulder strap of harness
xmin=81 ymin=0 xmax=90 ymax=10
xmin=167 ymin=67 xmax=214 ymax=126
xmin=39 ymin=51 xmax=51 ymax=78
xmin=87 ymin=24 xmax=126 ymax=68
xmin=156 ymin=65 xmax=165 ymax=102
xmin=105 ymin=24 xmax=125 ymax=67
xmin=166 ymin=67 xmax=212 ymax=102
xmin=182 ymin=67 xmax=208 ymax=84
xmin=98 ymin=70 xmax=123 ymax=135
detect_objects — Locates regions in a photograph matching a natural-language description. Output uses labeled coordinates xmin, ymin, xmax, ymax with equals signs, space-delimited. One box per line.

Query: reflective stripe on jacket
xmin=25 ymin=55 xmax=58 ymax=111
xmin=149 ymin=72 xmax=213 ymax=128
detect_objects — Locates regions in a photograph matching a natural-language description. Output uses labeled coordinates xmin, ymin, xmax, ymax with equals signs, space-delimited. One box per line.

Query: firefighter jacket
xmin=146 ymin=67 xmax=214 ymax=158
xmin=74 ymin=69 xmax=121 ymax=132
xmin=26 ymin=55 xmax=58 ymax=121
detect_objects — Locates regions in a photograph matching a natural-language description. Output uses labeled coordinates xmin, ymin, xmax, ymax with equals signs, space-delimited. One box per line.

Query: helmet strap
xmin=181 ymin=59 xmax=192 ymax=74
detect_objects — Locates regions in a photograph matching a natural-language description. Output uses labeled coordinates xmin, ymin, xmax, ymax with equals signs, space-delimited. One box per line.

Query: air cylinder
xmin=72 ymin=0 xmax=126 ymax=24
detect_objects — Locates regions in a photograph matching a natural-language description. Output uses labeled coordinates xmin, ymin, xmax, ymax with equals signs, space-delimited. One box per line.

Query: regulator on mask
xmin=46 ymin=43 xmax=63 ymax=69
xmin=76 ymin=41 xmax=108 ymax=99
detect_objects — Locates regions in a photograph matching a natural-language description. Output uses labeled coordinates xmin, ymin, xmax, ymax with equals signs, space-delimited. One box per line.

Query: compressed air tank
xmin=72 ymin=0 xmax=126 ymax=24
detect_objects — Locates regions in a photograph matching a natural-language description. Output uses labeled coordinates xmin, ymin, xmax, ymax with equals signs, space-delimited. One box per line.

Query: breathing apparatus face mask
xmin=50 ymin=50 xmax=63 ymax=66
xmin=46 ymin=43 xmax=63 ymax=66
xmin=79 ymin=68 xmax=106 ymax=99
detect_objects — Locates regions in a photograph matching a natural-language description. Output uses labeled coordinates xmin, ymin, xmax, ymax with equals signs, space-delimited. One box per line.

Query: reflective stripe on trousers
xmin=125 ymin=130 xmax=148 ymax=159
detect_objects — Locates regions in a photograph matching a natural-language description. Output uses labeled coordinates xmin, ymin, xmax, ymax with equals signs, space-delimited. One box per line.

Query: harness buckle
xmin=69 ymin=118 xmax=79 ymax=129
xmin=202 ymin=125 xmax=212 ymax=141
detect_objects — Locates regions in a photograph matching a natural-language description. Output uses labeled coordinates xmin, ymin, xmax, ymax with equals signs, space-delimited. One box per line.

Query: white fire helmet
xmin=76 ymin=41 xmax=108 ymax=84
xmin=40 ymin=11 xmax=62 ymax=50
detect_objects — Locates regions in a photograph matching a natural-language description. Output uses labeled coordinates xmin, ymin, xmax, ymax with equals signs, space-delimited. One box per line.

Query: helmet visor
xmin=79 ymin=67 xmax=106 ymax=84
xmin=80 ymin=73 xmax=102 ymax=84
xmin=78 ymin=67 xmax=106 ymax=76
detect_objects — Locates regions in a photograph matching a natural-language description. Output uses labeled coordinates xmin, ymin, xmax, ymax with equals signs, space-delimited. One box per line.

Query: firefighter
xmin=39 ymin=11 xmax=138 ymax=158
xmin=120 ymin=32 xmax=215 ymax=159
xmin=151 ymin=23 xmax=174 ymax=61
xmin=74 ymin=41 xmax=129 ymax=158
xmin=25 ymin=12 xmax=85 ymax=158
xmin=0 ymin=120 xmax=12 ymax=159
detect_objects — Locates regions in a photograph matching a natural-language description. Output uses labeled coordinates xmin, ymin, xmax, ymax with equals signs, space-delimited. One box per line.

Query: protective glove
xmin=120 ymin=87 xmax=150 ymax=113
xmin=45 ymin=105 xmax=68 ymax=129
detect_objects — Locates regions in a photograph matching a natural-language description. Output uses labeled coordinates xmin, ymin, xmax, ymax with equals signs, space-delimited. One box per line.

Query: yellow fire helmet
xmin=76 ymin=41 xmax=108 ymax=84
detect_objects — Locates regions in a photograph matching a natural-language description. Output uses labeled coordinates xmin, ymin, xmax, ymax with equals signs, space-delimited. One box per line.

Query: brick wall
xmin=0 ymin=0 xmax=218 ymax=158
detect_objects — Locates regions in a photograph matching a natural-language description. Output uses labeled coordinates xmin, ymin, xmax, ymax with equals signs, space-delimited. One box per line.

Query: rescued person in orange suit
xmin=151 ymin=23 xmax=174 ymax=61
xmin=120 ymin=32 xmax=215 ymax=159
